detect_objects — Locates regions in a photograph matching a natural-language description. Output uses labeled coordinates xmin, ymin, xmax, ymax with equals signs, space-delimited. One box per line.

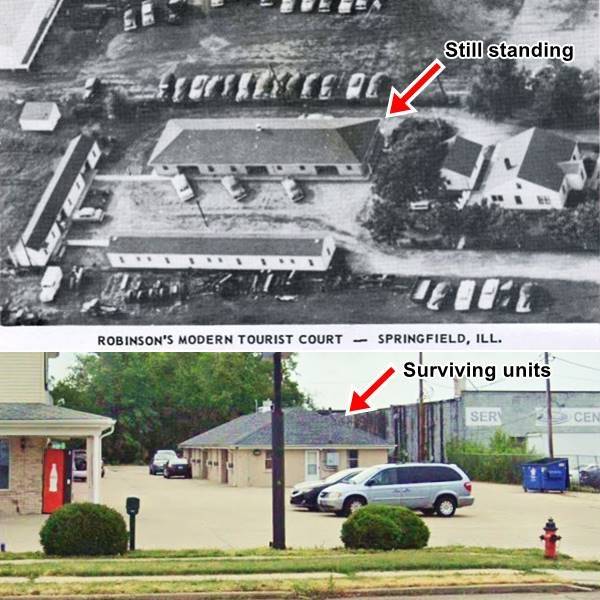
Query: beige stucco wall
xmin=0 ymin=353 xmax=48 ymax=404
xmin=0 ymin=437 xmax=46 ymax=515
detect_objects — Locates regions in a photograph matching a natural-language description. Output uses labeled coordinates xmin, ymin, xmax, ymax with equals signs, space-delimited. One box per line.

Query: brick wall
xmin=0 ymin=437 xmax=46 ymax=515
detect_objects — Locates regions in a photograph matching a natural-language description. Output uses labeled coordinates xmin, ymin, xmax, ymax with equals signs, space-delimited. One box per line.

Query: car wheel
xmin=342 ymin=496 xmax=366 ymax=516
xmin=434 ymin=495 xmax=457 ymax=517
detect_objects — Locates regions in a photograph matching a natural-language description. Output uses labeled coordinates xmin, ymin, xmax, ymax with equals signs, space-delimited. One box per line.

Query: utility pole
xmin=271 ymin=352 xmax=286 ymax=549
xmin=544 ymin=352 xmax=554 ymax=458
xmin=418 ymin=351 xmax=425 ymax=462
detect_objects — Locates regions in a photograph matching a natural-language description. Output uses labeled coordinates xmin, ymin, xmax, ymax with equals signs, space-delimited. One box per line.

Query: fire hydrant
xmin=540 ymin=517 xmax=561 ymax=559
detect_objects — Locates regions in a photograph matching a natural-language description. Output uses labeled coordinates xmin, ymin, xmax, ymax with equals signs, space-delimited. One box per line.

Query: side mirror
xmin=364 ymin=479 xmax=374 ymax=487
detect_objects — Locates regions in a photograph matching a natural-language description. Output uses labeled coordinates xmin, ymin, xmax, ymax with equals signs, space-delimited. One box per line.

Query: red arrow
xmin=386 ymin=58 xmax=446 ymax=118
xmin=347 ymin=367 xmax=396 ymax=414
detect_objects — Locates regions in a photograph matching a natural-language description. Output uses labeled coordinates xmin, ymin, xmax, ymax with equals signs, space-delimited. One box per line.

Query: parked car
xmin=141 ymin=0 xmax=155 ymax=26
xmin=318 ymin=0 xmax=333 ymax=11
xmin=253 ymin=70 xmax=274 ymax=100
xmin=236 ymin=72 xmax=255 ymax=102
xmin=260 ymin=0 xmax=275 ymax=6
xmin=172 ymin=77 xmax=189 ymax=103
xmin=346 ymin=72 xmax=366 ymax=100
xmin=73 ymin=207 xmax=105 ymax=223
xmin=188 ymin=75 xmax=209 ymax=101
xmin=365 ymin=71 xmax=388 ymax=99
xmin=163 ymin=457 xmax=192 ymax=479
xmin=210 ymin=0 xmax=225 ymax=6
xmin=426 ymin=281 xmax=452 ymax=311
xmin=271 ymin=72 xmax=291 ymax=98
xmin=290 ymin=467 xmax=363 ymax=510
xmin=285 ymin=72 xmax=304 ymax=98
xmin=496 ymin=279 xmax=515 ymax=311
xmin=123 ymin=5 xmax=137 ymax=31
xmin=301 ymin=72 xmax=321 ymax=99
xmin=282 ymin=177 xmax=304 ymax=202
xmin=579 ymin=465 xmax=600 ymax=489
xmin=172 ymin=173 xmax=195 ymax=202
xmin=149 ymin=450 xmax=178 ymax=475
xmin=39 ymin=266 xmax=63 ymax=303
xmin=83 ymin=77 xmax=101 ymax=101
xmin=409 ymin=200 xmax=430 ymax=211
xmin=478 ymin=278 xmax=500 ymax=310
xmin=319 ymin=74 xmax=337 ymax=100
xmin=72 ymin=450 xmax=105 ymax=482
xmin=301 ymin=0 xmax=318 ymax=12
xmin=280 ymin=0 xmax=298 ymax=12
xmin=158 ymin=72 xmax=175 ymax=101
xmin=454 ymin=279 xmax=476 ymax=312
xmin=338 ymin=0 xmax=354 ymax=13
xmin=204 ymin=74 xmax=224 ymax=98
xmin=410 ymin=278 xmax=432 ymax=304
xmin=221 ymin=175 xmax=248 ymax=201
xmin=318 ymin=463 xmax=474 ymax=517
xmin=355 ymin=0 xmax=368 ymax=9
xmin=515 ymin=282 xmax=535 ymax=314
xmin=222 ymin=73 xmax=239 ymax=99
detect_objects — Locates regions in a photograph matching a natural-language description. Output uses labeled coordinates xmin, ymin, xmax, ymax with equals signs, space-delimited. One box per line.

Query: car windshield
xmin=156 ymin=451 xmax=175 ymax=458
xmin=347 ymin=465 xmax=381 ymax=484
xmin=323 ymin=469 xmax=354 ymax=484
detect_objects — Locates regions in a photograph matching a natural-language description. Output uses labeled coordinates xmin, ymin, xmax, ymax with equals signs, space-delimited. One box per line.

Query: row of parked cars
xmin=411 ymin=278 xmax=539 ymax=314
xmin=205 ymin=0 xmax=377 ymax=13
xmin=149 ymin=450 xmax=192 ymax=478
xmin=291 ymin=463 xmax=474 ymax=517
xmin=158 ymin=70 xmax=388 ymax=103
xmin=124 ymin=0 xmax=187 ymax=30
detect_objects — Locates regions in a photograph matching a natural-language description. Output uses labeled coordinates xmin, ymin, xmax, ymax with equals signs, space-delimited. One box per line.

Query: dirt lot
xmin=2 ymin=465 xmax=599 ymax=558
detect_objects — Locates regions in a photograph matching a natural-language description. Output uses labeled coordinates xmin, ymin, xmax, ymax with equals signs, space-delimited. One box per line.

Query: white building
xmin=440 ymin=135 xmax=485 ymax=205
xmin=106 ymin=235 xmax=336 ymax=272
xmin=19 ymin=102 xmax=61 ymax=132
xmin=9 ymin=134 xmax=101 ymax=268
xmin=472 ymin=128 xmax=586 ymax=211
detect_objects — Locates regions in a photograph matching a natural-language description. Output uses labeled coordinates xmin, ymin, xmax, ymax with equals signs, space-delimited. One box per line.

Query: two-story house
xmin=0 ymin=353 xmax=114 ymax=515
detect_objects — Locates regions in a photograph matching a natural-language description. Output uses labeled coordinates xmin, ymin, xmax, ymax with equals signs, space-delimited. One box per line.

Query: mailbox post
xmin=126 ymin=497 xmax=140 ymax=551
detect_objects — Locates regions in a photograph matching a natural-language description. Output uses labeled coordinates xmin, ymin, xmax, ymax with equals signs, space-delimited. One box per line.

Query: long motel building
xmin=105 ymin=235 xmax=336 ymax=272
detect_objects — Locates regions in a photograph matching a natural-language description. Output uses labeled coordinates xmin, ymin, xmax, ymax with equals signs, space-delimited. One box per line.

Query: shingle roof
xmin=148 ymin=118 xmax=379 ymax=166
xmin=20 ymin=102 xmax=59 ymax=122
xmin=0 ymin=403 xmax=113 ymax=423
xmin=442 ymin=135 xmax=482 ymax=177
xmin=109 ymin=235 xmax=330 ymax=257
xmin=179 ymin=408 xmax=391 ymax=448
xmin=23 ymin=134 xmax=95 ymax=250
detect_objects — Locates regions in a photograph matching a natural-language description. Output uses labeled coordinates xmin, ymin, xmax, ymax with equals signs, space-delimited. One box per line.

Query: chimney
xmin=453 ymin=377 xmax=465 ymax=398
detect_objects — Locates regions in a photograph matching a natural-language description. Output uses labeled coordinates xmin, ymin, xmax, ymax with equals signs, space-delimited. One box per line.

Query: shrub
xmin=341 ymin=505 xmax=430 ymax=551
xmin=40 ymin=503 xmax=128 ymax=556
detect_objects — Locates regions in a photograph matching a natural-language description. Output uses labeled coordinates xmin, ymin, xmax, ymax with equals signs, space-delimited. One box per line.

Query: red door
xmin=42 ymin=449 xmax=71 ymax=514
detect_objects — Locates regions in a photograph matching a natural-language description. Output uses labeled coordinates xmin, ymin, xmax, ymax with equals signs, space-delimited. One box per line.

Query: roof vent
xmin=504 ymin=158 xmax=513 ymax=170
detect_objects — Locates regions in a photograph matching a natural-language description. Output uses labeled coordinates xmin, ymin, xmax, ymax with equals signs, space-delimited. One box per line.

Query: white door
xmin=305 ymin=450 xmax=320 ymax=481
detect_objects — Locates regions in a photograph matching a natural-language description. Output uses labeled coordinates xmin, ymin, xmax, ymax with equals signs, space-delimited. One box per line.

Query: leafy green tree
xmin=51 ymin=353 xmax=309 ymax=464
xmin=573 ymin=196 xmax=600 ymax=251
xmin=466 ymin=57 xmax=529 ymax=120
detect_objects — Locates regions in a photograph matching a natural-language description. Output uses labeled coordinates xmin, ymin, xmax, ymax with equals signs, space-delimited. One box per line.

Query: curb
xmin=0 ymin=582 xmax=593 ymax=600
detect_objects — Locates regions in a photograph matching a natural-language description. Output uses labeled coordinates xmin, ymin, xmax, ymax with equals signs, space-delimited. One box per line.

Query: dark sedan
xmin=163 ymin=457 xmax=192 ymax=479
xmin=290 ymin=467 xmax=363 ymax=510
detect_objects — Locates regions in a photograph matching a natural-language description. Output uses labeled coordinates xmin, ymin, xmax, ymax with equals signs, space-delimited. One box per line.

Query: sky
xmin=49 ymin=351 xmax=600 ymax=411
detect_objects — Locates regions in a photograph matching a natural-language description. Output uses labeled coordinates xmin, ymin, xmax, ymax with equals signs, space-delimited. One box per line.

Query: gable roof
xmin=0 ymin=402 xmax=113 ymax=424
xmin=148 ymin=118 xmax=380 ymax=167
xmin=179 ymin=408 xmax=391 ymax=448
xmin=22 ymin=134 xmax=95 ymax=250
xmin=483 ymin=128 xmax=577 ymax=193
xmin=442 ymin=135 xmax=482 ymax=177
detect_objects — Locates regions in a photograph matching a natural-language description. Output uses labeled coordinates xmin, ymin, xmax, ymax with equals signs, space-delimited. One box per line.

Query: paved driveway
xmin=2 ymin=466 xmax=599 ymax=558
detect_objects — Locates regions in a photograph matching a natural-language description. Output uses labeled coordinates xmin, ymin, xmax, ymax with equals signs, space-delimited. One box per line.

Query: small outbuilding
xmin=19 ymin=102 xmax=61 ymax=132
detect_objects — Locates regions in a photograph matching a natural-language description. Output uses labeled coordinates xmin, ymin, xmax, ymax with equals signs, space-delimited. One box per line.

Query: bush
xmin=341 ymin=505 xmax=430 ymax=551
xmin=40 ymin=503 xmax=128 ymax=556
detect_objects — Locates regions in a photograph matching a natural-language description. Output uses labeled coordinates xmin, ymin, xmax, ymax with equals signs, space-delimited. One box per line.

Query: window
xmin=491 ymin=195 xmax=503 ymax=202
xmin=537 ymin=195 xmax=551 ymax=205
xmin=514 ymin=195 xmax=523 ymax=205
xmin=346 ymin=165 xmax=353 ymax=171
xmin=415 ymin=466 xmax=462 ymax=483
xmin=581 ymin=170 xmax=585 ymax=180
xmin=261 ymin=258 xmax=267 ymax=266
xmin=136 ymin=256 xmax=141 ymax=262
xmin=218 ymin=257 xmax=223 ymax=263
xmin=279 ymin=258 xmax=284 ymax=264
xmin=369 ymin=468 xmax=397 ymax=486
xmin=516 ymin=182 xmax=522 ymax=189
xmin=276 ymin=166 xmax=283 ymax=171
xmin=230 ymin=166 xmax=237 ymax=173
xmin=265 ymin=450 xmax=272 ymax=470
xmin=189 ymin=257 xmax=195 ymax=265
xmin=299 ymin=165 xmax=306 ymax=171
xmin=165 ymin=257 xmax=170 ymax=264
xmin=308 ymin=259 xmax=314 ymax=267
xmin=147 ymin=256 xmax=152 ymax=262
xmin=315 ymin=166 xmax=339 ymax=176
xmin=290 ymin=259 xmax=295 ymax=265
xmin=207 ymin=257 xmax=212 ymax=263
xmin=207 ymin=166 xmax=215 ymax=173
xmin=247 ymin=166 xmax=269 ymax=175
xmin=0 ymin=440 xmax=8 ymax=489
xmin=326 ymin=248 xmax=332 ymax=256
xmin=561 ymin=184 xmax=566 ymax=193
xmin=236 ymin=258 xmax=242 ymax=266
xmin=119 ymin=256 xmax=125 ymax=264
xmin=347 ymin=450 xmax=359 ymax=468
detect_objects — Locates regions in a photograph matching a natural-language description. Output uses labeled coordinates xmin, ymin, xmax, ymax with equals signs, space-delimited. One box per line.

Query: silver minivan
xmin=318 ymin=463 xmax=474 ymax=517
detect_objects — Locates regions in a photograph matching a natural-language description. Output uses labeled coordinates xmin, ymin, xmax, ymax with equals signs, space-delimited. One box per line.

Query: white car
xmin=366 ymin=72 xmax=387 ymax=99
xmin=282 ymin=178 xmax=304 ymax=202
xmin=280 ymin=0 xmax=298 ymax=12
xmin=478 ymin=278 xmax=500 ymax=310
xmin=271 ymin=72 xmax=291 ymax=98
xmin=253 ymin=70 xmax=274 ymax=100
xmin=260 ymin=0 xmax=275 ymax=6
xmin=141 ymin=0 xmax=155 ymax=26
xmin=222 ymin=74 xmax=238 ymax=99
xmin=204 ymin=75 xmax=224 ymax=98
xmin=123 ymin=7 xmax=137 ymax=31
xmin=73 ymin=207 xmax=105 ymax=222
xmin=83 ymin=77 xmax=100 ymax=101
xmin=301 ymin=0 xmax=318 ymax=11
xmin=39 ymin=266 xmax=63 ymax=303
xmin=221 ymin=176 xmax=248 ymax=201
xmin=409 ymin=200 xmax=430 ymax=211
xmin=236 ymin=72 xmax=255 ymax=102
xmin=454 ymin=279 xmax=476 ymax=312
xmin=515 ymin=282 xmax=535 ymax=314
xmin=172 ymin=173 xmax=195 ymax=202
xmin=411 ymin=278 xmax=432 ymax=304
xmin=355 ymin=0 xmax=368 ymax=9
xmin=338 ymin=0 xmax=354 ymax=13
xmin=189 ymin=75 xmax=210 ymax=101
xmin=346 ymin=72 xmax=366 ymax=100
xmin=301 ymin=73 xmax=321 ymax=99
xmin=172 ymin=77 xmax=189 ymax=103
xmin=319 ymin=74 xmax=337 ymax=100
xmin=318 ymin=0 xmax=332 ymax=11
xmin=426 ymin=281 xmax=452 ymax=311
xmin=210 ymin=0 xmax=225 ymax=6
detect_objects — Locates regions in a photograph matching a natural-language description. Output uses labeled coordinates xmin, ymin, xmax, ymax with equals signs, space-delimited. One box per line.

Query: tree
xmin=51 ymin=353 xmax=309 ymax=463
xmin=573 ymin=196 xmax=600 ymax=251
xmin=466 ymin=57 xmax=529 ymax=120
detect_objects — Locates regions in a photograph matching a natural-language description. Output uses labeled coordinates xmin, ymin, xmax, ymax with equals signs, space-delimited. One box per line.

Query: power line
xmin=551 ymin=356 xmax=600 ymax=374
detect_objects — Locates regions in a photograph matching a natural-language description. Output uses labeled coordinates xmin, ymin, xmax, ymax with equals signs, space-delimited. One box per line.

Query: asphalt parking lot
xmin=2 ymin=466 xmax=599 ymax=558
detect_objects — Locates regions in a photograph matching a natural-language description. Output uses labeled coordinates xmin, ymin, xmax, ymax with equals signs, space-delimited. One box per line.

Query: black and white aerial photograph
xmin=0 ymin=0 xmax=598 ymax=326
